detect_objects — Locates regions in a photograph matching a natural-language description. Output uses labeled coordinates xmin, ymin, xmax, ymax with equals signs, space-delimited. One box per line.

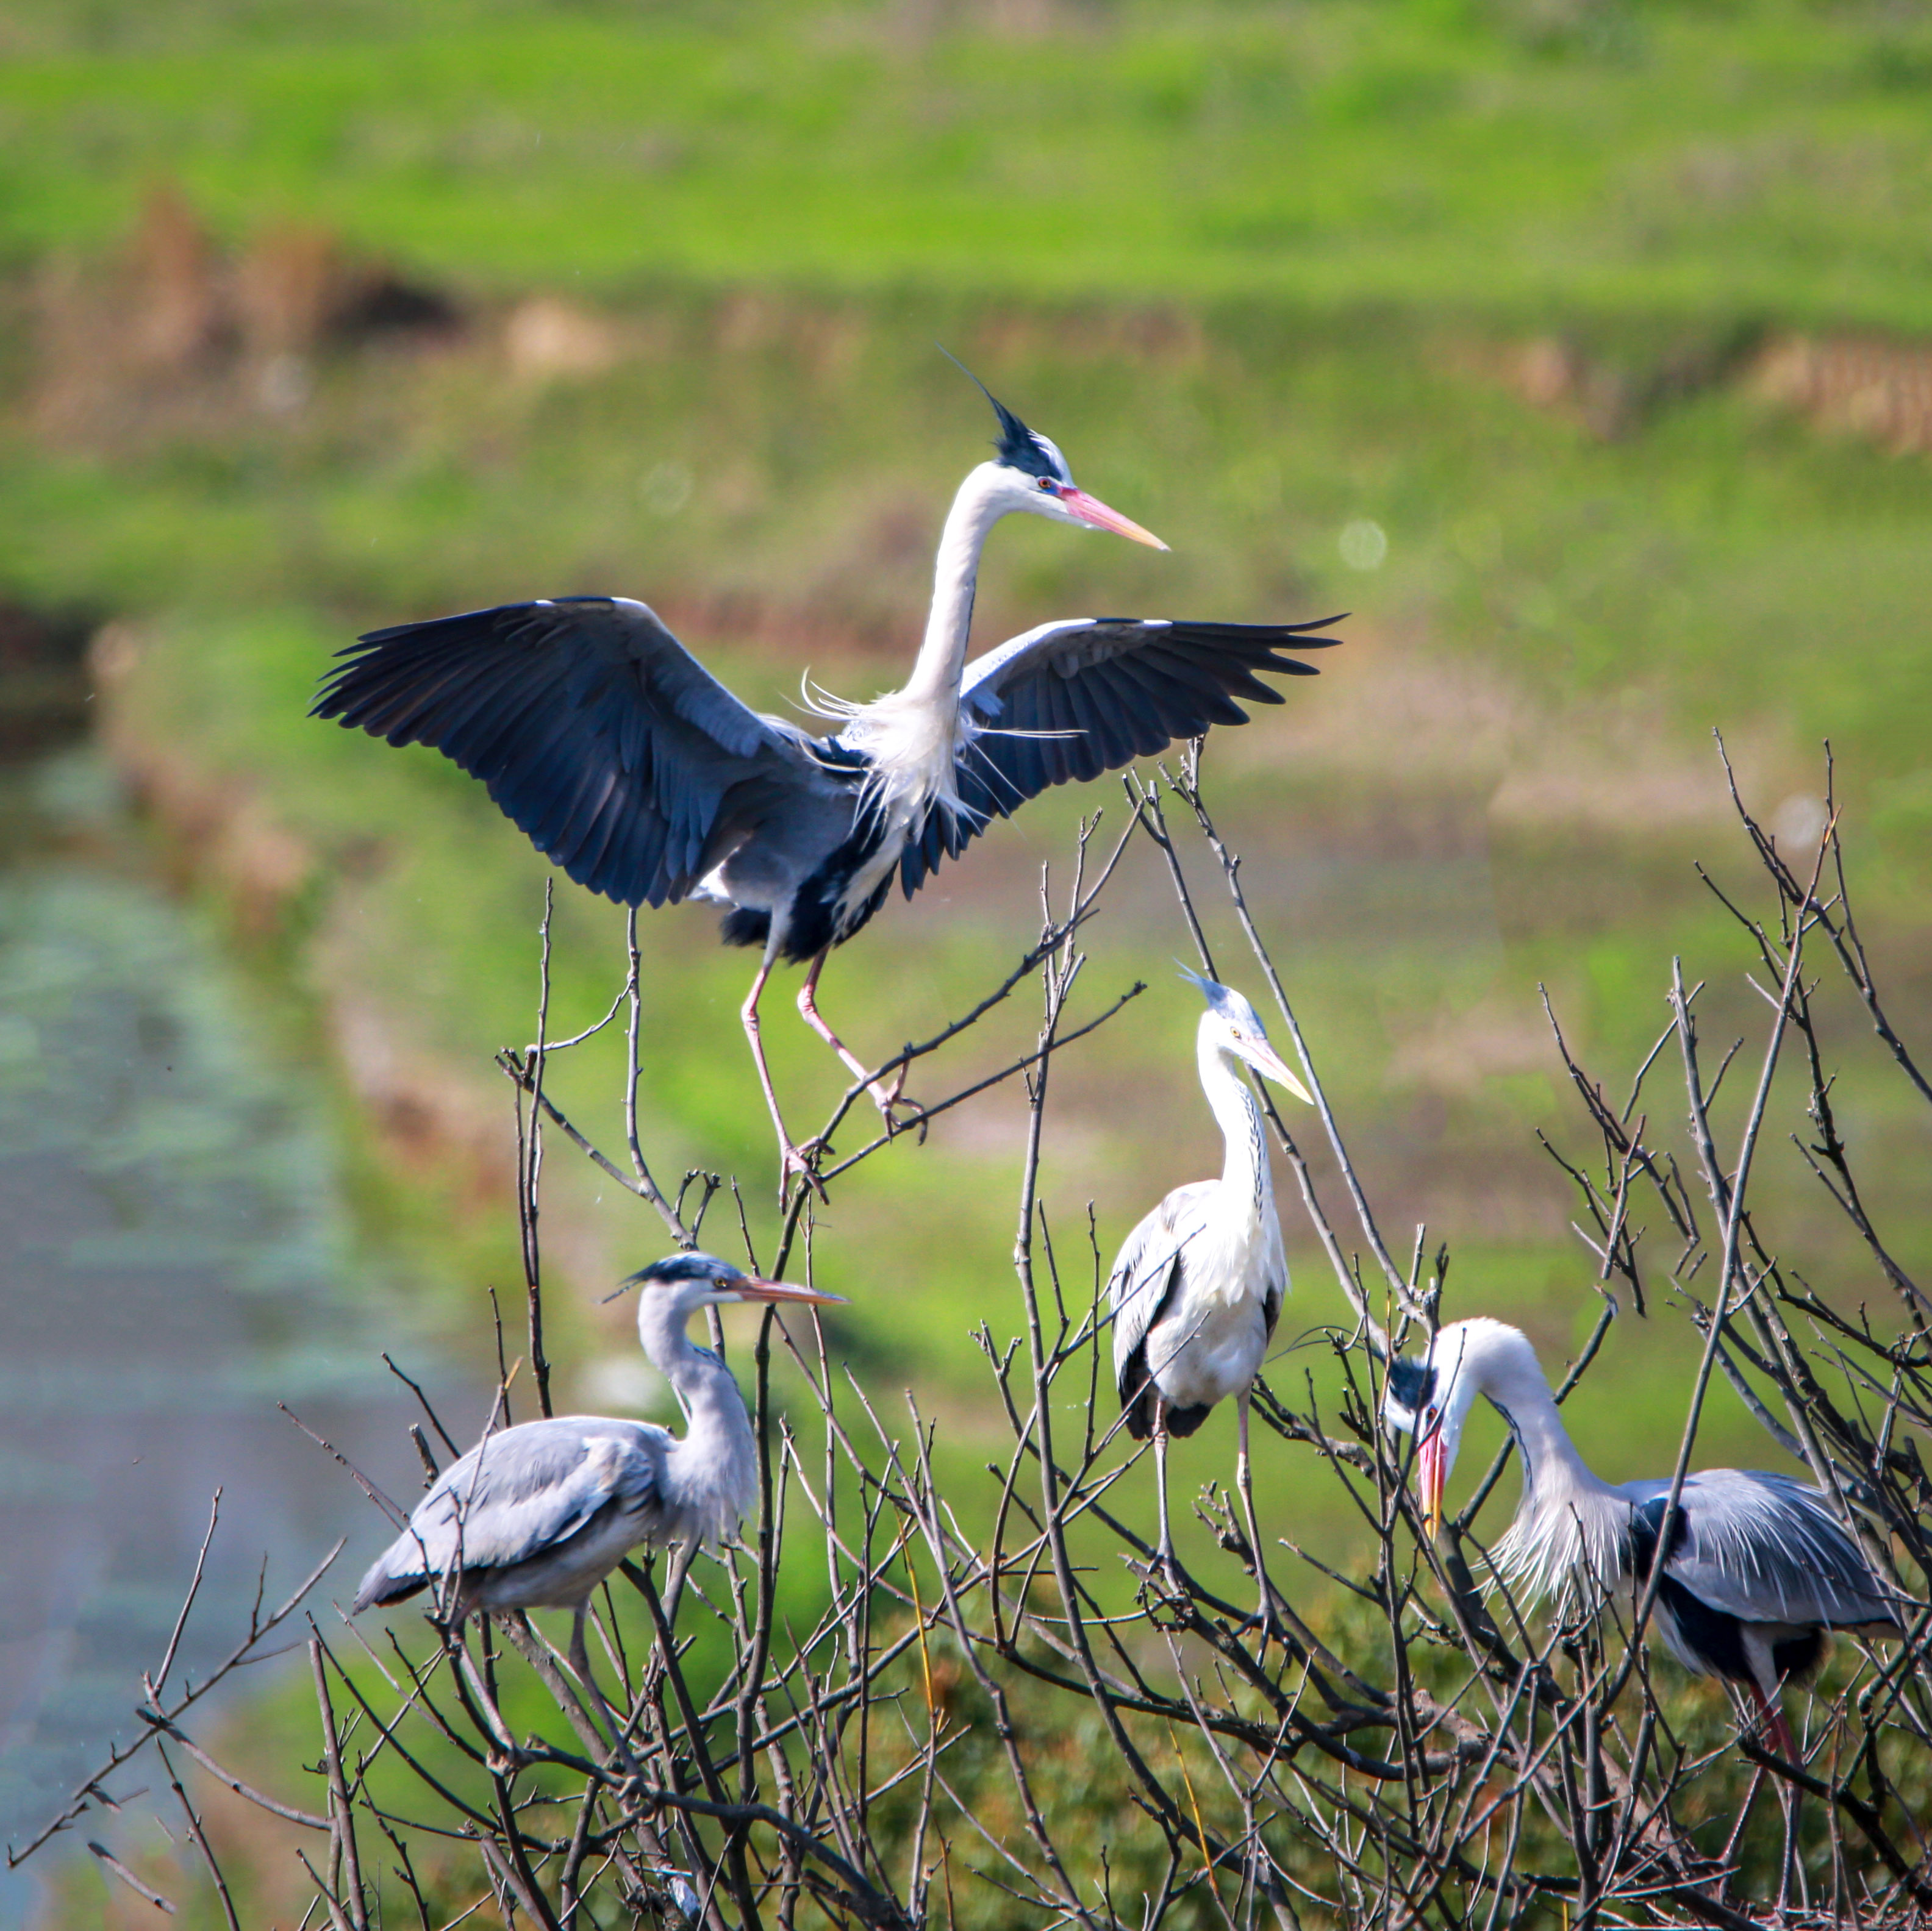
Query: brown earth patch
xmin=27 ymin=185 xmax=461 ymax=453
xmin=1750 ymin=330 xmax=1932 ymax=457
xmin=1215 ymin=622 xmax=1772 ymax=838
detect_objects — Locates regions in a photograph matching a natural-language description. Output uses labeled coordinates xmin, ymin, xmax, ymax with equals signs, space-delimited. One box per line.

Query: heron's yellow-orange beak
xmin=1244 ymin=1038 xmax=1314 ymax=1107
xmin=1417 ymin=1427 xmax=1447 ymax=1540
xmin=1061 ymin=487 xmax=1168 ymax=551
xmin=733 ymin=1277 xmax=846 ymax=1307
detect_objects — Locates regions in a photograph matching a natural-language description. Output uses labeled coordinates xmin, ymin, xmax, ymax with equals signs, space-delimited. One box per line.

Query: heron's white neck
xmin=899 ymin=463 xmax=1011 ymax=712
xmin=636 ymin=1294 xmax=759 ymax=1543
xmin=820 ymin=463 xmax=1014 ymax=837
xmin=1198 ymin=1024 xmax=1274 ymax=1226
xmin=1461 ymin=1328 xmax=1626 ymax=1604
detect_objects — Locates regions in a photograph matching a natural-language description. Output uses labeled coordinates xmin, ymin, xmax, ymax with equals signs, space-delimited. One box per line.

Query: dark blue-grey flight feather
xmin=898 ymin=613 xmax=1343 ymax=894
xmin=313 ymin=597 xmax=818 ymax=909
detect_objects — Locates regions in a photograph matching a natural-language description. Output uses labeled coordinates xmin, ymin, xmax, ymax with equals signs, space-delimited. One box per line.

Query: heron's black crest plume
xmin=937 ymin=344 xmax=1067 ymax=482
xmin=1387 ymin=1355 xmax=1437 ymax=1418
xmin=1176 ymin=963 xmax=1245 ymax=1021
xmin=608 ymin=1252 xmax=733 ymax=1299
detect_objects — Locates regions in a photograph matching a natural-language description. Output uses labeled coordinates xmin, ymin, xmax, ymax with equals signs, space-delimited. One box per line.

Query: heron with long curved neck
xmin=1384 ymin=1318 xmax=1900 ymax=1757
xmin=1109 ymin=973 xmax=1311 ymax=1628
xmin=315 ymin=371 xmax=1340 ymax=1190
xmin=354 ymin=1252 xmax=842 ymax=1729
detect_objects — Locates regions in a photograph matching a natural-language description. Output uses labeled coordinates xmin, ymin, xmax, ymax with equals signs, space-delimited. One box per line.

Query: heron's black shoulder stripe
xmin=783 ymin=813 xmax=896 ymax=961
xmin=813 ymin=738 xmax=873 ymax=776
xmin=1387 ymin=1357 xmax=1436 ymax=1414
xmin=1657 ymin=1572 xmax=1752 ymax=1683
xmin=1163 ymin=1400 xmax=1214 ymax=1441
xmin=1772 ymin=1629 xmax=1825 ymax=1682
xmin=720 ymin=907 xmax=772 ymax=948
xmin=1626 ymin=1493 xmax=1690 ymax=1582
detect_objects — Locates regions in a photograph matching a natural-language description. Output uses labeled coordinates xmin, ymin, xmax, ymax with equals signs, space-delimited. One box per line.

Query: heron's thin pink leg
xmin=1751 ymin=1680 xmax=1797 ymax=1763
xmin=1749 ymin=1680 xmax=1803 ymax=1916
xmin=1153 ymin=1401 xmax=1179 ymax=1582
xmin=742 ymin=958 xmax=823 ymax=1198
xmin=796 ymin=951 xmax=920 ymax=1125
xmin=1236 ymin=1394 xmax=1281 ymax=1645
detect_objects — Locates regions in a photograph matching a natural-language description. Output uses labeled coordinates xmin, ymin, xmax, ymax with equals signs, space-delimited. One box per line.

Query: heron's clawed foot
xmin=864 ymin=1063 xmax=928 ymax=1140
xmin=1241 ymin=1595 xmax=1290 ymax=1654
xmin=779 ymin=1138 xmax=830 ymax=1204
xmin=1133 ymin=1547 xmax=1193 ymax=1627
xmin=873 ymin=1089 xmax=927 ymax=1140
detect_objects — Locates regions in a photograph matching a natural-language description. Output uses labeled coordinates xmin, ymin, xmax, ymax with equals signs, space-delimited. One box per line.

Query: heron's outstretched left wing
xmin=314 ymin=598 xmax=818 ymax=908
xmin=1626 ymin=1472 xmax=1901 ymax=1632
xmin=898 ymin=615 xmax=1342 ymax=894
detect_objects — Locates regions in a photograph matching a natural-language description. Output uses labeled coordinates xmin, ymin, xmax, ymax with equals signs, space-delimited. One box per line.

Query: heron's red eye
xmin=1036 ymin=477 xmax=1056 ymax=492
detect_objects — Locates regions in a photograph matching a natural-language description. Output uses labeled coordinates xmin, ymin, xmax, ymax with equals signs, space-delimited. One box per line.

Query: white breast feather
xmin=806 ymin=682 xmax=982 ymax=835
xmin=803 ymin=684 xmax=992 ymax=923
xmin=1490 ymin=1486 xmax=1629 ymax=1612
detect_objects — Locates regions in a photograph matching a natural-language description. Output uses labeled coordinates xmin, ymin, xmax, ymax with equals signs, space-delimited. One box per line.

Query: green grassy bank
xmin=5 ymin=0 xmax=1932 ymax=331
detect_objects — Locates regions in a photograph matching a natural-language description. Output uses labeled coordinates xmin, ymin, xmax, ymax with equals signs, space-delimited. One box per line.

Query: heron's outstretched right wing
xmin=354 ymin=1418 xmax=664 ymax=1611
xmin=899 ymin=615 xmax=1341 ymax=893
xmin=1626 ymin=1472 xmax=1901 ymax=1632
xmin=1107 ymin=1188 xmax=1208 ymax=1439
xmin=314 ymin=598 xmax=815 ymax=907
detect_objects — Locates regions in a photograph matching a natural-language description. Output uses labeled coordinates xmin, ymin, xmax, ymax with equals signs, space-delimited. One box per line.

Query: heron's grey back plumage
xmin=1623 ymin=1469 xmax=1901 ymax=1633
xmin=353 ymin=1415 xmax=668 ymax=1613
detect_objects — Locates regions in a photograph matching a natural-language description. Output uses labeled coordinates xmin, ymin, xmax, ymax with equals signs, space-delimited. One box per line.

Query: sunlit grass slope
xmin=3 ymin=0 xmax=1932 ymax=328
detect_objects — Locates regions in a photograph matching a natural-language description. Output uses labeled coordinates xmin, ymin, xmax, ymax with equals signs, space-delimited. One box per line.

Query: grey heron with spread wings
xmin=1384 ymin=1318 xmax=1902 ymax=1758
xmin=314 ymin=376 xmax=1340 ymax=1187
xmin=1109 ymin=973 xmax=1311 ymax=1630
xmin=354 ymin=1252 xmax=840 ymax=1722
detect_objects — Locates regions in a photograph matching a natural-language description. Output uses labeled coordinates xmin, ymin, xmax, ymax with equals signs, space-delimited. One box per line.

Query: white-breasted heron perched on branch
xmin=313 ymin=374 xmax=1342 ymax=1187
xmin=1384 ymin=1318 xmax=1902 ymax=1758
xmin=1109 ymin=973 xmax=1311 ymax=1627
xmin=354 ymin=1252 xmax=842 ymax=1724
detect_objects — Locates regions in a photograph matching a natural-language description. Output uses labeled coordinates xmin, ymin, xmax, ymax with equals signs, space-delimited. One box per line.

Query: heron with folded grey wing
xmin=1109 ymin=973 xmax=1312 ymax=1636
xmin=355 ymin=1252 xmax=842 ymax=1732
xmin=1384 ymin=1318 xmax=1903 ymax=1759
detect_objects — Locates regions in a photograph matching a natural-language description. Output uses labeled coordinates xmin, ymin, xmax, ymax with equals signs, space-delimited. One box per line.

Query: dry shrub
xmin=14 ymin=748 xmax=1928 ymax=1928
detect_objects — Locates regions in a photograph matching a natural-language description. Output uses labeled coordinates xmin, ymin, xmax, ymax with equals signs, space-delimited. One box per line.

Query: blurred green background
xmin=2 ymin=0 xmax=1930 ymax=1912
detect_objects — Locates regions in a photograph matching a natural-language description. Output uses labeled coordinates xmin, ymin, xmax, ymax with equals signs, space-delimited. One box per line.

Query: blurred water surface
xmin=0 ymin=746 xmax=471 ymax=1924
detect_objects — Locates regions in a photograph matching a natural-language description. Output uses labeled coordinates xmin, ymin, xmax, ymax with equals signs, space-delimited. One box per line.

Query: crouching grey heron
xmin=1384 ymin=1318 xmax=1902 ymax=1758
xmin=354 ymin=1252 xmax=841 ymax=1721
xmin=313 ymin=375 xmax=1341 ymax=1188
xmin=1109 ymin=973 xmax=1311 ymax=1627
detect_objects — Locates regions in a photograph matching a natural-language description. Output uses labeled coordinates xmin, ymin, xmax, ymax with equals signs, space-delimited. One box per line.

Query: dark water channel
xmin=0 ymin=741 xmax=471 ymax=1925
